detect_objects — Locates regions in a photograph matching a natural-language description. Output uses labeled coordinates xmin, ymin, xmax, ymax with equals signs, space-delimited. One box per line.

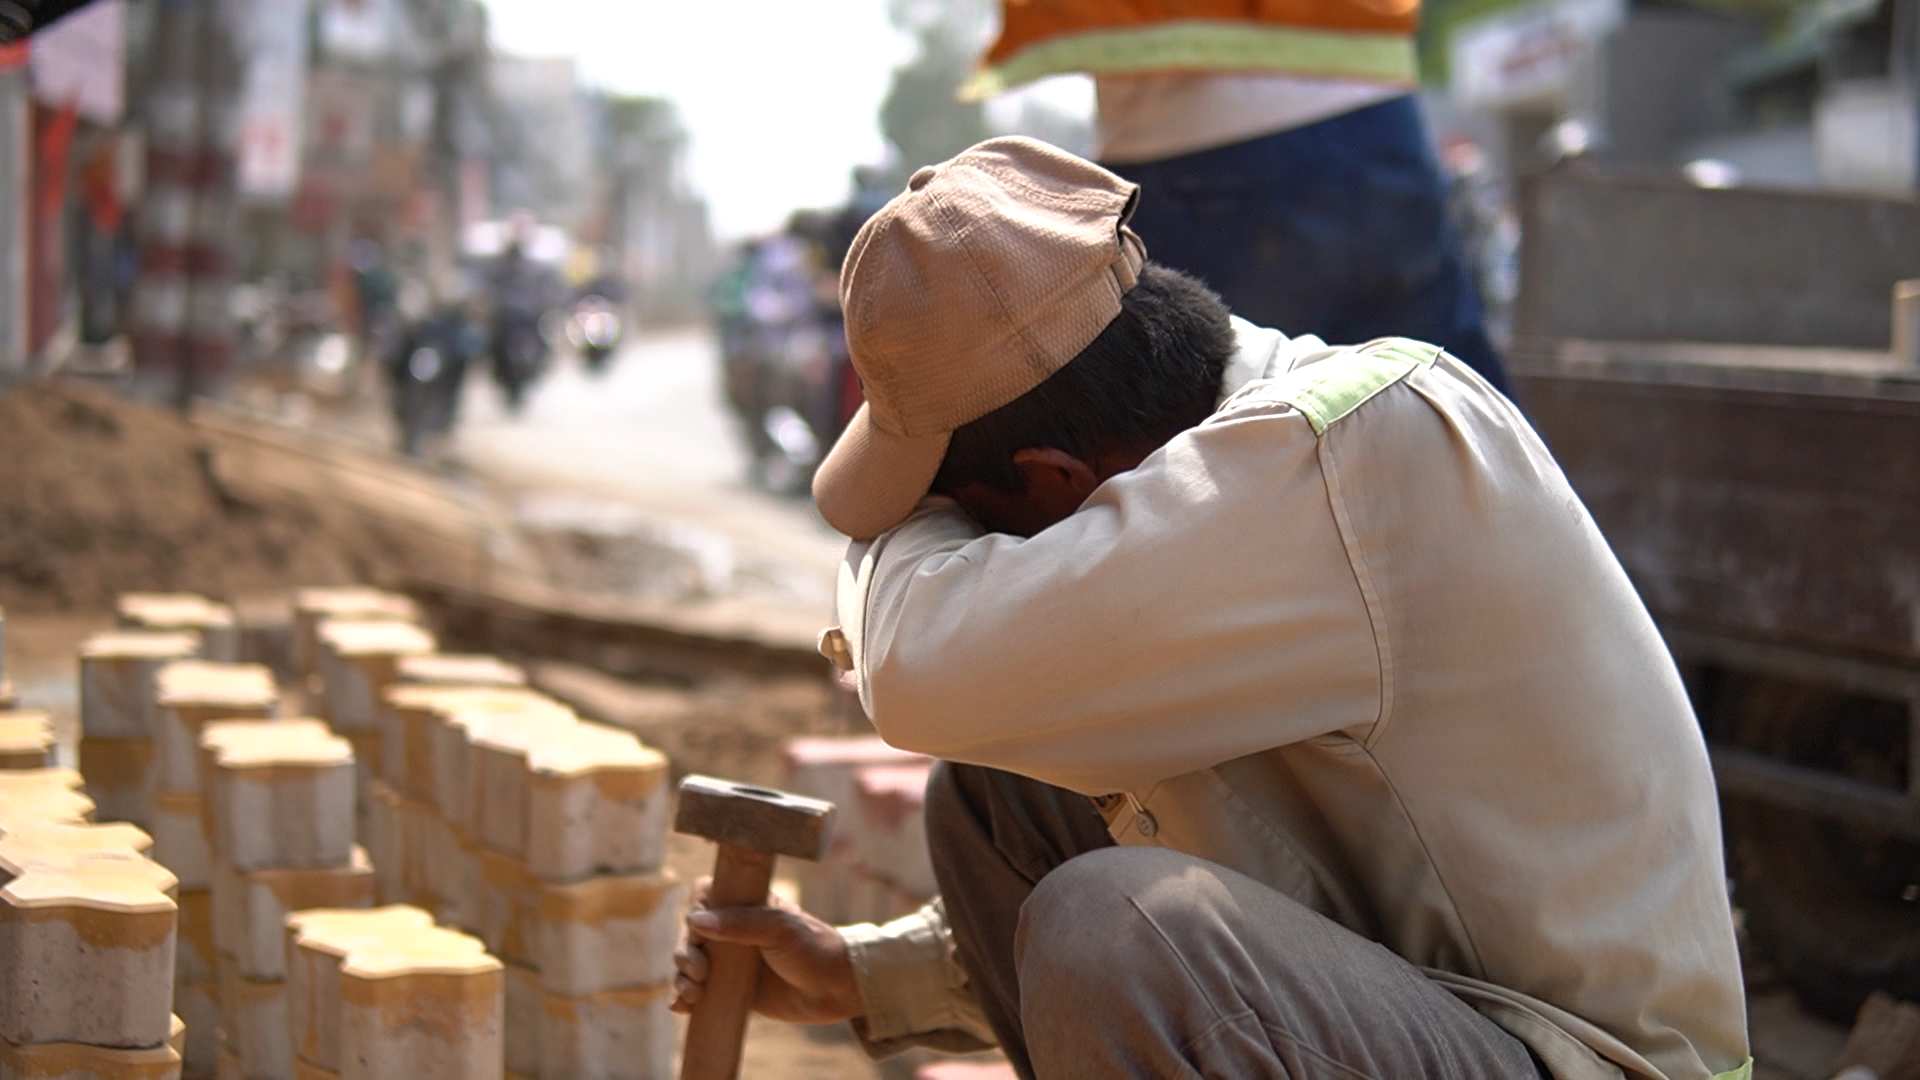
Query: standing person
xmin=972 ymin=0 xmax=1511 ymax=394
xmin=672 ymin=139 xmax=1748 ymax=1080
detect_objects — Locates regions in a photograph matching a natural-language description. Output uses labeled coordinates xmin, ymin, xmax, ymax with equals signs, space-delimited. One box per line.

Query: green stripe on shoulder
xmin=1712 ymin=1059 xmax=1754 ymax=1080
xmin=1274 ymin=337 xmax=1441 ymax=435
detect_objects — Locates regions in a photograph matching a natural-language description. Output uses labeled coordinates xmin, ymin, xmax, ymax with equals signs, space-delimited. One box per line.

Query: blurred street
xmin=452 ymin=326 xmax=847 ymax=602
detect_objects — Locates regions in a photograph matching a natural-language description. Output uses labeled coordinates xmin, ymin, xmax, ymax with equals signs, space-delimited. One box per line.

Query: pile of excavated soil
xmin=0 ymin=381 xmax=415 ymax=612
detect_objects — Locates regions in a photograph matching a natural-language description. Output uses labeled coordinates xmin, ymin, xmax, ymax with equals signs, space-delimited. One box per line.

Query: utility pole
xmin=131 ymin=0 xmax=241 ymax=407
xmin=0 ymin=42 xmax=27 ymax=381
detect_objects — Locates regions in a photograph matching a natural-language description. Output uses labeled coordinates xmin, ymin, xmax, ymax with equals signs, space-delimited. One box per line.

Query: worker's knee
xmin=1014 ymin=847 xmax=1217 ymax=982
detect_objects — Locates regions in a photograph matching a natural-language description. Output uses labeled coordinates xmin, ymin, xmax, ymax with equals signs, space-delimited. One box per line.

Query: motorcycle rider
xmin=486 ymin=213 xmax=560 ymax=412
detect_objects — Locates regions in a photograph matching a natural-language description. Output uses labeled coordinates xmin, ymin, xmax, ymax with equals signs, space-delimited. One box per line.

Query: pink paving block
xmin=853 ymin=763 xmax=936 ymax=897
xmin=915 ymin=1063 xmax=1019 ymax=1080
xmin=784 ymin=737 xmax=930 ymax=912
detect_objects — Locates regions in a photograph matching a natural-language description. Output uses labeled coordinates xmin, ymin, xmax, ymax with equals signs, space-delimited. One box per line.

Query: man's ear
xmin=1010 ymin=447 xmax=1100 ymax=505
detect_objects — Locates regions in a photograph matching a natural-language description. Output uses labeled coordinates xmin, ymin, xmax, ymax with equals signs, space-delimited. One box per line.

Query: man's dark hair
xmin=932 ymin=262 xmax=1235 ymax=495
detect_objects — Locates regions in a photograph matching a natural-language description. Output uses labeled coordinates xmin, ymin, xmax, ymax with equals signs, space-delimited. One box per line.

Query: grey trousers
xmin=925 ymin=762 xmax=1549 ymax=1080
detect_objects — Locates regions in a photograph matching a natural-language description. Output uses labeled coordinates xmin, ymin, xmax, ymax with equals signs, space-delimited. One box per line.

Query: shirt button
xmin=1134 ymin=811 xmax=1159 ymax=838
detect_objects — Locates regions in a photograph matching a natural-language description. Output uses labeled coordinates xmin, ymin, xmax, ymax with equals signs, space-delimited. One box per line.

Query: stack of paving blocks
xmin=311 ymin=620 xmax=436 ymax=804
xmin=783 ymin=737 xmax=935 ymax=925
xmin=0 ymin=769 xmax=95 ymax=829
xmin=289 ymin=590 xmax=419 ymax=690
xmin=200 ymin=719 xmax=370 ymax=1080
xmin=285 ymin=907 xmax=500 ymax=1080
xmin=120 ymin=595 xmax=242 ymax=664
xmin=0 ymin=604 xmax=12 ymax=709
xmin=77 ymin=630 xmax=205 ymax=830
xmin=0 ymin=797 xmax=186 ymax=1077
xmin=116 ymin=660 xmax=280 ymax=1079
xmin=0 ymin=712 xmax=56 ymax=770
xmin=369 ymin=674 xmax=680 ymax=1079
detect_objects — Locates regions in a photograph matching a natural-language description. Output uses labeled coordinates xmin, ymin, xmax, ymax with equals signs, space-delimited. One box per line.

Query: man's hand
xmin=671 ymin=877 xmax=865 ymax=1025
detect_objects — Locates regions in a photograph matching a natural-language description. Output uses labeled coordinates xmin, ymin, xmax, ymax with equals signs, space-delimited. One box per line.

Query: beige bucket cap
xmin=812 ymin=136 xmax=1146 ymax=541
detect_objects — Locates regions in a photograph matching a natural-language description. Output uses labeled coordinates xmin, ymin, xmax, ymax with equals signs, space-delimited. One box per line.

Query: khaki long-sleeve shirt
xmin=831 ymin=321 xmax=1751 ymax=1080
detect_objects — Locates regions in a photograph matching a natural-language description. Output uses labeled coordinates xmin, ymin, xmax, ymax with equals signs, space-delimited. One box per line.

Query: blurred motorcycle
xmin=391 ymin=304 xmax=486 ymax=458
xmin=566 ymin=295 xmax=623 ymax=375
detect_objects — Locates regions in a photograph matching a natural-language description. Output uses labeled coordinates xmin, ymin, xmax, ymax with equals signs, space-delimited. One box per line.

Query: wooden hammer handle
xmin=679 ymin=844 xmax=777 ymax=1080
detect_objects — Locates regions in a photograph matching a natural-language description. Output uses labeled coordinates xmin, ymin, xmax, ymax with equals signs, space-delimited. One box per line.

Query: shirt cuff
xmin=839 ymin=899 xmax=997 ymax=1058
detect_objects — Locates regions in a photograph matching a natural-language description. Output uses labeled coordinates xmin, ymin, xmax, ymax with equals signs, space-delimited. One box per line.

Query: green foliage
xmin=878 ymin=0 xmax=993 ymax=184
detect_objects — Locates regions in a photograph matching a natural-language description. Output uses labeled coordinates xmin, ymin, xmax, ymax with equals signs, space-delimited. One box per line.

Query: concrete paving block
xmin=218 ymin=957 xmax=291 ymax=1080
xmin=472 ymin=849 xmax=539 ymax=967
xmin=174 ymin=888 xmax=215 ymax=984
xmin=433 ymin=699 xmax=573 ymax=834
xmin=312 ymin=622 xmax=435 ymax=735
xmin=417 ymin=812 xmax=460 ymax=917
xmin=536 ymin=869 xmax=681 ymax=997
xmin=444 ymin=827 xmax=481 ymax=934
xmin=154 ymin=663 xmax=279 ymax=795
xmin=914 ymin=1062 xmax=1018 ymax=1080
xmin=537 ymin=984 xmax=673 ymax=1080
xmin=79 ymin=737 xmax=158 ymax=829
xmin=502 ymin=963 xmax=540 ymax=1079
xmin=382 ymin=687 xmax=560 ymax=806
xmin=0 ymin=1033 xmax=183 ymax=1079
xmin=204 ymin=724 xmax=355 ymax=872
xmin=80 ymin=633 xmax=205 ymax=740
xmin=151 ymin=793 xmax=210 ymax=890
xmin=393 ymin=656 xmax=525 ymax=690
xmin=783 ymin=736 xmax=930 ymax=822
xmin=283 ymin=907 xmax=441 ymax=1074
xmin=290 ymin=590 xmax=419 ymax=680
xmin=336 ymin=933 xmax=502 ymax=1080
xmin=0 ymin=713 xmax=55 ymax=771
xmin=469 ymin=713 xmax=584 ymax=860
xmin=0 ymin=821 xmax=168 ymax=899
xmin=853 ymin=764 xmax=936 ymax=897
xmin=0 ymin=770 xmax=93 ymax=830
xmin=784 ymin=737 xmax=930 ymax=915
xmin=844 ymin=865 xmax=924 ymax=927
xmin=119 ymin=594 xmax=241 ymax=664
xmin=0 ymin=861 xmax=177 ymax=1048
xmin=173 ymin=978 xmax=219 ymax=1077
xmin=0 ymin=819 xmax=152 ymax=868
xmin=193 ymin=722 xmax=335 ymax=843
xmin=214 ymin=847 xmax=375 ymax=981
xmin=525 ymin=723 xmax=669 ymax=882
xmin=360 ymin=784 xmax=405 ymax=908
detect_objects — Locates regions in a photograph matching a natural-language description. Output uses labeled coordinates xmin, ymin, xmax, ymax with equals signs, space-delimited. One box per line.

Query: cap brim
xmin=812 ymin=403 xmax=952 ymax=541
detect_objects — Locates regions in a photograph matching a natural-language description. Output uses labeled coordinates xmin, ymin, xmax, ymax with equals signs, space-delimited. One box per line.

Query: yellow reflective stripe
xmin=1273 ymin=337 xmax=1440 ymax=435
xmin=1712 ymin=1059 xmax=1754 ymax=1080
xmin=965 ymin=21 xmax=1418 ymax=98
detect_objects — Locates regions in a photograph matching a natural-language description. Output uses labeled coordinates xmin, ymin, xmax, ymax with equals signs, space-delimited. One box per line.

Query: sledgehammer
xmin=674 ymin=774 xmax=836 ymax=1080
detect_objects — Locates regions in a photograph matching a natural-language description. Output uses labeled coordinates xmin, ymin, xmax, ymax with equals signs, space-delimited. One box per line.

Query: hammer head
xmin=674 ymin=775 xmax=835 ymax=862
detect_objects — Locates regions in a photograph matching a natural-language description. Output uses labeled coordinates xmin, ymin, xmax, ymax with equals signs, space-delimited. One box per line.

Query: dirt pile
xmin=0 ymin=381 xmax=412 ymax=612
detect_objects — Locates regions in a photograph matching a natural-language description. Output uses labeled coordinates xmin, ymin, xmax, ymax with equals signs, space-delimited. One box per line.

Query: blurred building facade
xmin=0 ymin=0 xmax=716 ymax=392
xmin=1438 ymin=0 xmax=1920 ymax=193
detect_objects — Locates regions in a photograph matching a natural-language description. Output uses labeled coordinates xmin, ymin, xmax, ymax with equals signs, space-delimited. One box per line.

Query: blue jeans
xmin=1106 ymin=96 xmax=1510 ymax=396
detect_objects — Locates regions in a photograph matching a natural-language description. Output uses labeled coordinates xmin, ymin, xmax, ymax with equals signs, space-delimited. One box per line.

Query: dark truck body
xmin=1507 ymin=172 xmax=1920 ymax=1017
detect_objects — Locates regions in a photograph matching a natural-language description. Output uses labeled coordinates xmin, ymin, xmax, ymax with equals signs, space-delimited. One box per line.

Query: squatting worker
xmin=972 ymin=0 xmax=1513 ymax=396
xmin=670 ymin=138 xmax=1750 ymax=1080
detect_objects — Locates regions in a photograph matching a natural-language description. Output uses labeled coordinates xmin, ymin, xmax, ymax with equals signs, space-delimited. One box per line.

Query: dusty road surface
xmin=452 ymin=326 xmax=846 ymax=606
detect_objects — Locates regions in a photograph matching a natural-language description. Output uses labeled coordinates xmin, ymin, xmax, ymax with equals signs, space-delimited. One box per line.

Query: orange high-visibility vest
xmin=970 ymin=0 xmax=1421 ymax=97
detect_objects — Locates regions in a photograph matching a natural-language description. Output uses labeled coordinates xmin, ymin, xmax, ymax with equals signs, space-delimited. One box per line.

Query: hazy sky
xmin=480 ymin=0 xmax=1094 ymax=241
xmin=481 ymin=0 xmax=917 ymax=240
